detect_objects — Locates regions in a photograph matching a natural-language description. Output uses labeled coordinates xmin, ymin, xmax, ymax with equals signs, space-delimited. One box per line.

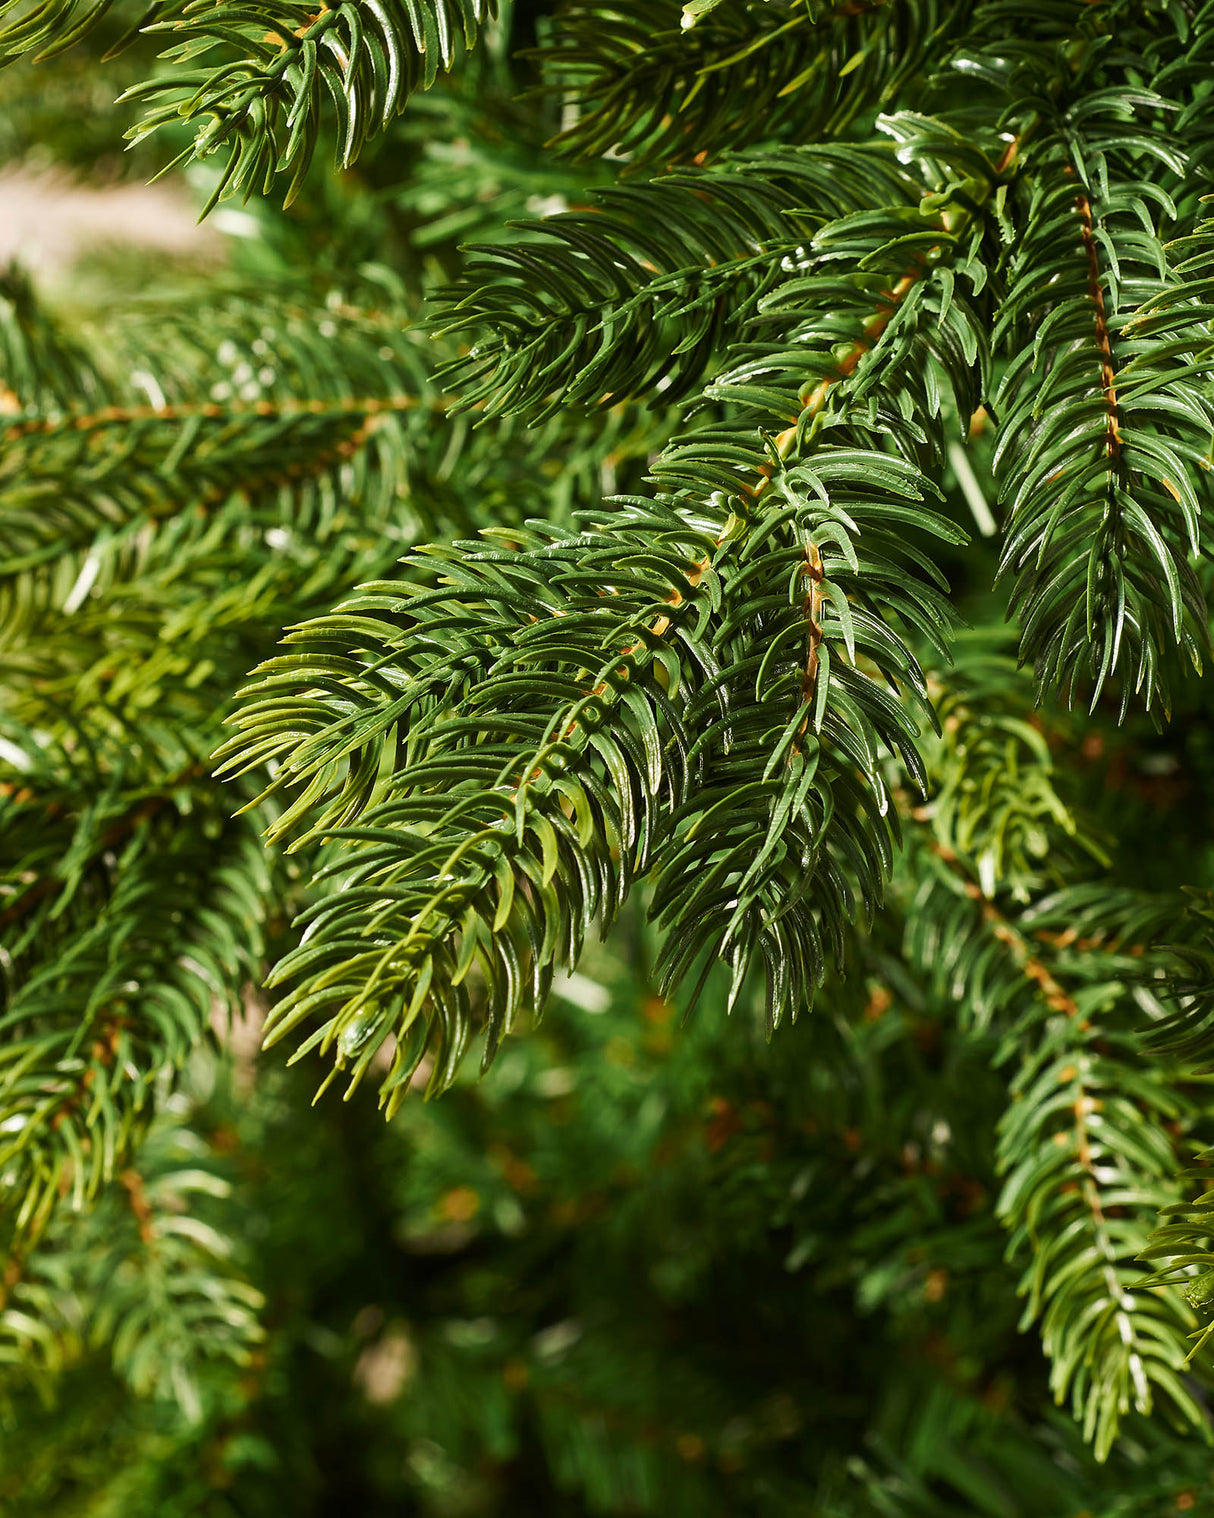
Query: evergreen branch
xmin=0 ymin=794 xmax=272 ymax=1238
xmin=0 ymin=0 xmax=163 ymax=64
xmin=900 ymin=655 xmax=1210 ymax=1460
xmin=0 ymin=1108 xmax=263 ymax=1422
xmin=119 ymin=0 xmax=495 ymax=208
xmin=10 ymin=0 xmax=1214 ymax=1476
xmin=1 ymin=263 xmax=659 ymax=1246
xmin=923 ymin=667 xmax=1098 ymax=900
xmin=218 ymin=513 xmax=713 ymax=1102
xmin=0 ymin=389 xmax=431 ymax=440
xmin=219 ymin=119 xmax=1009 ymax=1093
xmin=991 ymin=93 xmax=1214 ymax=715
xmin=0 ymin=271 xmax=443 ymax=653
xmin=0 ymin=394 xmax=426 ymax=647
xmin=86 ymin=1135 xmax=265 ymax=1419
xmin=537 ymin=0 xmax=968 ymax=169
xmin=434 ymin=144 xmax=918 ymax=418
xmin=995 ymin=985 xmax=1204 ymax=1463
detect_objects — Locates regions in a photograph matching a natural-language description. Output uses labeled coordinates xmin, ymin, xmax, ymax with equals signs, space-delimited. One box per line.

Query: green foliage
xmin=8 ymin=0 xmax=1214 ymax=1495
xmin=233 ymin=108 xmax=1004 ymax=1095
xmin=534 ymin=0 xmax=966 ymax=170
xmin=0 ymin=0 xmax=495 ymax=207
xmin=0 ymin=783 xmax=270 ymax=1234
xmin=898 ymin=649 xmax=1213 ymax=1458
xmin=435 ymin=144 xmax=916 ymax=416
xmin=0 ymin=1099 xmax=263 ymax=1420
xmin=127 ymin=0 xmax=495 ymax=209
xmin=0 ymin=220 xmax=662 ymax=1247
xmin=991 ymin=90 xmax=1212 ymax=715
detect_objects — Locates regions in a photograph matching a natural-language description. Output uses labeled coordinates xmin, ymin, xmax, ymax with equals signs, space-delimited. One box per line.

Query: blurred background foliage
xmin=3 ymin=1 xmax=1214 ymax=1513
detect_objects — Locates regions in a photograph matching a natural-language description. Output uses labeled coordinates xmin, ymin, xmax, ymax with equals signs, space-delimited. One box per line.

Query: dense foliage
xmin=7 ymin=0 xmax=1214 ymax=1510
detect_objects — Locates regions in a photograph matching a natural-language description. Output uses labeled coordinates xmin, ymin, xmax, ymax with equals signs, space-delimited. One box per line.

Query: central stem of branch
xmin=1074 ymin=191 xmax=1123 ymax=461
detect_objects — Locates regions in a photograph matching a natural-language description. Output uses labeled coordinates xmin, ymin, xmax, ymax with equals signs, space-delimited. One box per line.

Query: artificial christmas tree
xmin=6 ymin=1 xmax=1214 ymax=1510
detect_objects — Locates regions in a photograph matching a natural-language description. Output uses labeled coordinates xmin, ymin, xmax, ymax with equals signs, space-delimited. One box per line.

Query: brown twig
xmin=1074 ymin=191 xmax=1122 ymax=460
xmin=1 ymin=391 xmax=430 ymax=443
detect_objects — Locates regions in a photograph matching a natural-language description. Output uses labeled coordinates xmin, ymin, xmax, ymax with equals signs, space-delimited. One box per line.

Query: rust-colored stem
xmin=1074 ymin=191 xmax=1122 ymax=461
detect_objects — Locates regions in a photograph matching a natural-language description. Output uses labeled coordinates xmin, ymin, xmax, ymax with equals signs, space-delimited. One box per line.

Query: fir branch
xmin=435 ymin=143 xmax=918 ymax=418
xmin=9 ymin=0 xmax=1214 ymax=1475
xmin=0 ymin=0 xmax=162 ymax=64
xmin=123 ymin=0 xmax=495 ymax=208
xmin=0 ymin=1108 xmax=263 ymax=1422
xmin=0 ymin=798 xmax=273 ymax=1238
xmin=991 ymin=91 xmax=1214 ymax=714
xmin=537 ymin=0 xmax=968 ymax=169
xmin=901 ymin=654 xmax=1211 ymax=1460
xmin=220 ymin=119 xmax=1012 ymax=1090
xmin=0 ymin=0 xmax=496 ymax=208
